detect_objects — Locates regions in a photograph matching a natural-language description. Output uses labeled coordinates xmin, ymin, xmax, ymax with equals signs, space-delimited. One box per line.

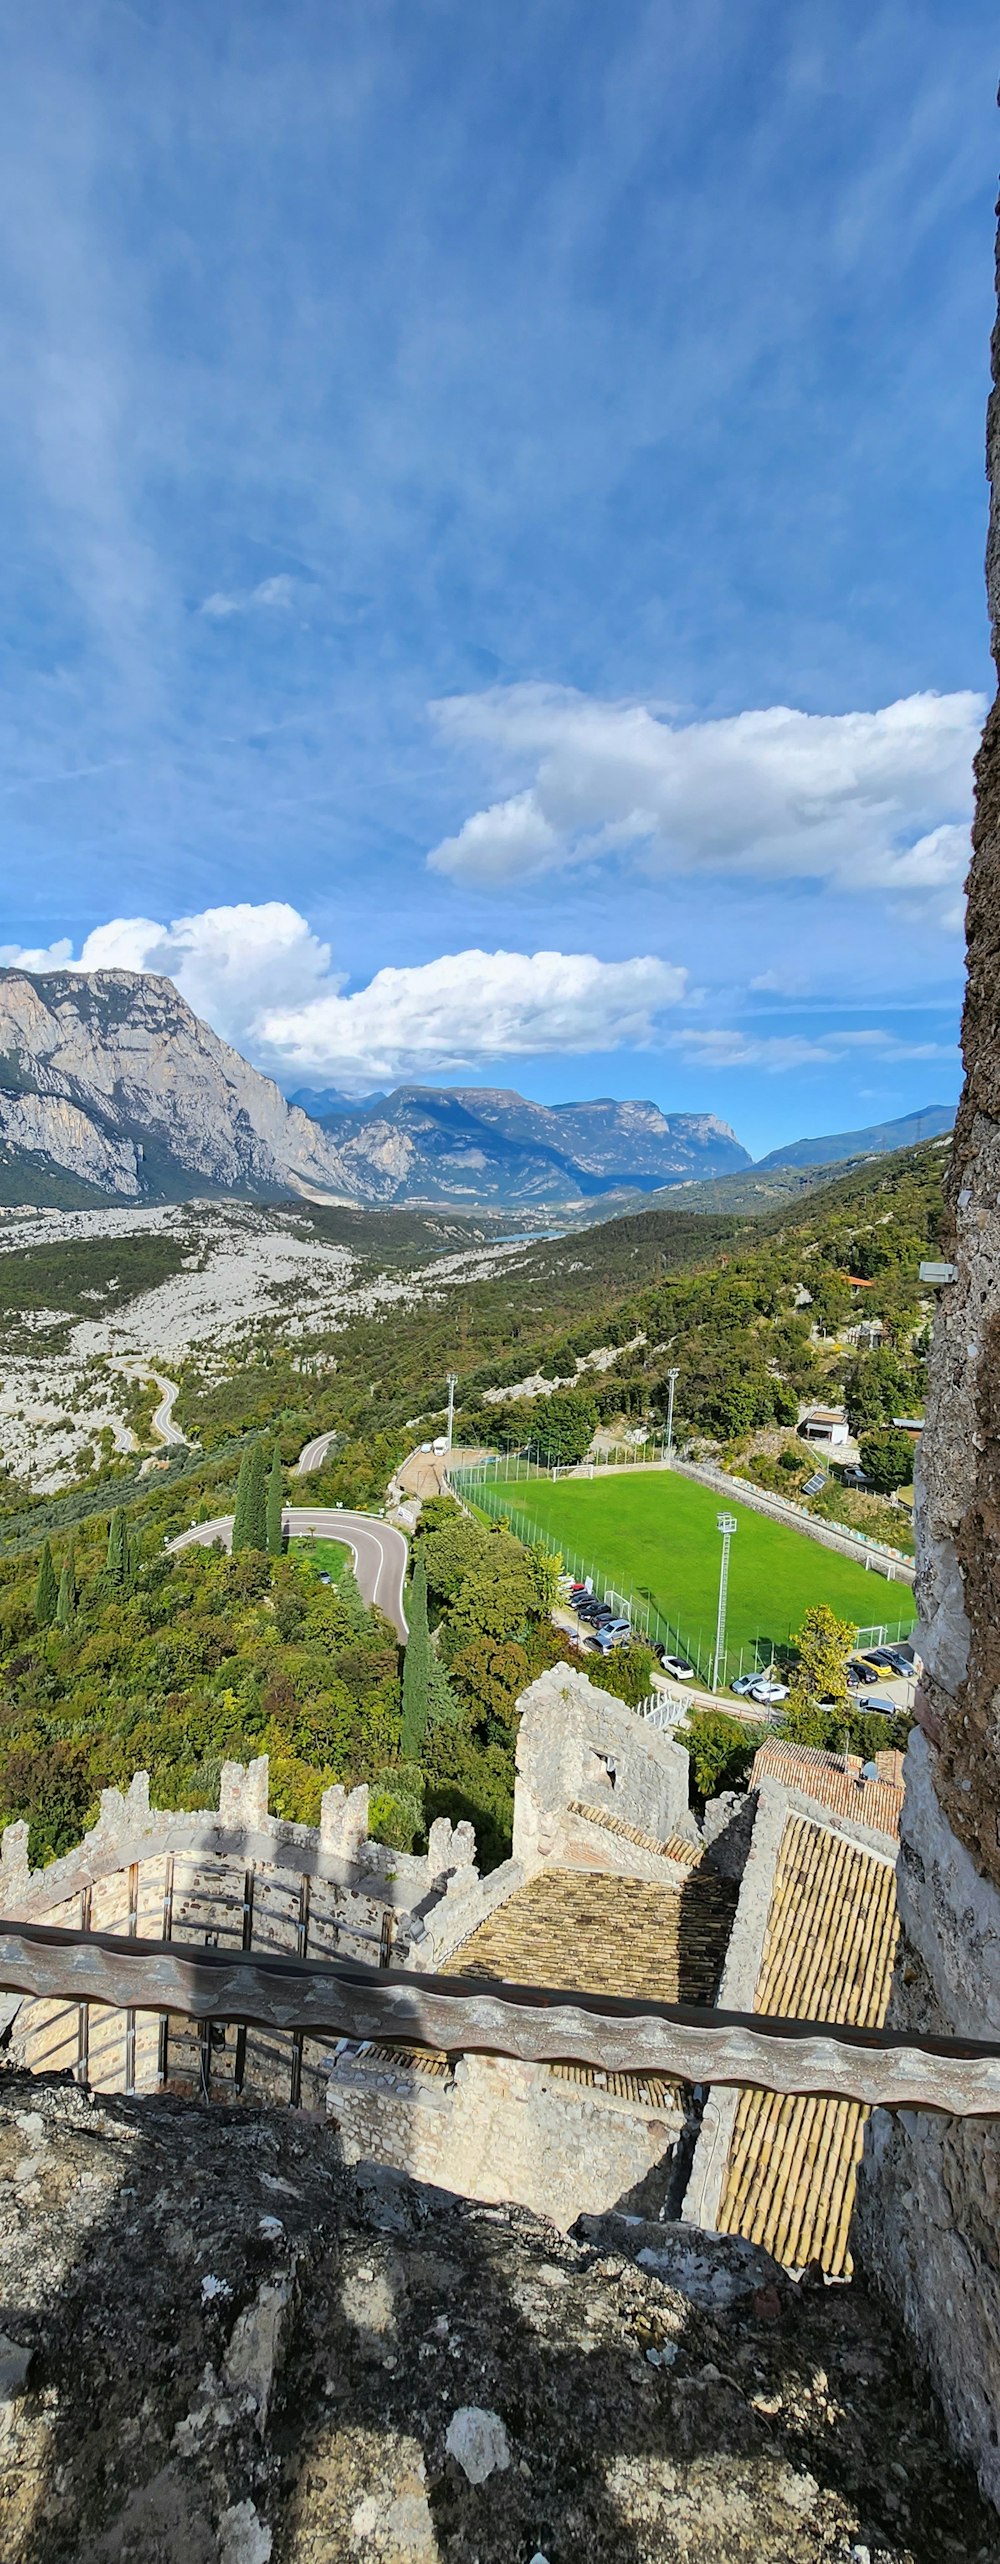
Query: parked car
xmin=850 ymin=1659 xmax=882 ymax=1684
xmin=748 ymin=1678 xmax=789 ymax=1704
xmin=730 ymin=1674 xmax=758 ymax=1696
xmin=588 ymin=1619 xmax=632 ymax=1653
xmin=579 ymin=1598 xmax=613 ymax=1624
xmin=864 ymin=1699 xmax=897 ymax=1718
xmin=661 ymin=1654 xmax=696 ymax=1682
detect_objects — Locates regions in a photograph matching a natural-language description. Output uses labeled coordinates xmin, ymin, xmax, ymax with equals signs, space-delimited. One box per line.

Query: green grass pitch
xmin=473 ymin=1469 xmax=915 ymax=1672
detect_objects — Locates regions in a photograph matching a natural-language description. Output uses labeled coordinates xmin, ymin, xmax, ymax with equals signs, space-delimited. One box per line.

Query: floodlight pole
xmin=712 ymin=1512 xmax=737 ymax=1694
xmin=445 ymin=1373 xmax=458 ymax=1452
xmin=665 ymin=1367 xmax=680 ymax=1460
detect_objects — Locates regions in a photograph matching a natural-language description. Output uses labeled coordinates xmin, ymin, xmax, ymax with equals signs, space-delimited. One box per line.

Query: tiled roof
xmin=443 ymin=1866 xmax=736 ymax=2008
xmin=716 ymin=1811 xmax=898 ymax=2276
xmin=750 ymin=1739 xmax=903 ymax=1843
xmin=566 ymin=1799 xmax=702 ymax=1865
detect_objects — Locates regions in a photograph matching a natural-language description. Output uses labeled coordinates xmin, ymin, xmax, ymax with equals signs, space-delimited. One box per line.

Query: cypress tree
xmin=401 ymin=1550 xmax=431 ymax=1757
xmin=55 ymin=1542 xmax=77 ymax=1629
xmin=231 ymin=1447 xmax=253 ymax=1551
xmin=266 ymin=1445 xmax=284 ymax=1556
xmin=34 ymin=1540 xmax=58 ymax=1628
xmin=247 ymin=1439 xmax=268 ymax=1551
xmin=107 ymin=1507 xmax=129 ymax=1589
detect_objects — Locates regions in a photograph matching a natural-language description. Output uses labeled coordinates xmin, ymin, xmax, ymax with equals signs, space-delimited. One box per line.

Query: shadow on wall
xmin=0 ymin=2069 xmax=996 ymax=2563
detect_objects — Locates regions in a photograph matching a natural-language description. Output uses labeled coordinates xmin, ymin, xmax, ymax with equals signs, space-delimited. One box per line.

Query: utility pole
xmin=712 ymin=1512 xmax=737 ymax=1694
xmin=446 ymin=1372 xmax=458 ymax=1452
xmin=665 ymin=1367 xmax=680 ymax=1460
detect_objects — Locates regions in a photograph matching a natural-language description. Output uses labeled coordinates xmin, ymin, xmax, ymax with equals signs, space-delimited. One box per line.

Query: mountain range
xmin=0 ymin=965 xmax=954 ymax=1212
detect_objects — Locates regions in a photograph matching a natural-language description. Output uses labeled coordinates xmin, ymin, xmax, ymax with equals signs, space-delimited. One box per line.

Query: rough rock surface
xmin=0 ymin=967 xmax=357 ymax=1205
xmin=852 ymin=194 xmax=1000 ymax=2515
xmin=0 ymin=2071 xmax=994 ymax=2564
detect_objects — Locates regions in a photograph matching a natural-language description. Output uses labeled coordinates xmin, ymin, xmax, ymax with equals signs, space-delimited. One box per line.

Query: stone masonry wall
xmin=854 ymin=197 xmax=1000 ymax=2507
xmin=0 ymin=1759 xmax=480 ymax=2101
xmin=324 ymin=2046 xmax=685 ymax=2230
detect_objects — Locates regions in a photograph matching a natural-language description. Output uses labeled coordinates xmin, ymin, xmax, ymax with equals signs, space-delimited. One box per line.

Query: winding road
xmin=294 ymin=1430 xmax=338 ymax=1475
xmin=167 ymin=1507 xmax=409 ymax=1639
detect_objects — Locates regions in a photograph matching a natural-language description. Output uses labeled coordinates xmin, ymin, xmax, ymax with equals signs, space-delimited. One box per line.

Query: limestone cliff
xmin=0 ymin=968 xmax=357 ymax=1204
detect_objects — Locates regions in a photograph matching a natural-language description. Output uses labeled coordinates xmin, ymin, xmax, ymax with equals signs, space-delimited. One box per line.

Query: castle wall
xmin=853 ymin=207 xmax=1000 ymax=2506
xmin=511 ymin=1664 xmax=693 ymax=1871
xmin=324 ymin=2046 xmax=684 ymax=2230
xmin=0 ymin=1763 xmax=479 ymax=2103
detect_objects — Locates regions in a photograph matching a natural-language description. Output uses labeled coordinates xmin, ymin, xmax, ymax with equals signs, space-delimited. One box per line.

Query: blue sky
xmin=0 ymin=0 xmax=995 ymax=1156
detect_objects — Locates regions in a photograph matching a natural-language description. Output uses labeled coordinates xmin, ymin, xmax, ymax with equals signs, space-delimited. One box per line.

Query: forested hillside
xmin=0 ymin=1136 xmax=944 ymax=1868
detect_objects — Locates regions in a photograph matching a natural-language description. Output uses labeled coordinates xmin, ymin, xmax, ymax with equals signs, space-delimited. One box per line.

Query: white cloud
xmin=199 ymin=573 xmax=300 ymax=619
xmin=257 ymin=946 xmax=688 ymax=1085
xmin=1 ymin=904 xmax=687 ymax=1087
xmin=429 ymin=790 xmax=560 ymax=885
xmin=0 ymin=935 xmax=74 ymax=971
xmin=70 ymin=902 xmax=335 ymax=1051
xmin=669 ymin=1025 xmax=957 ymax=1074
xmin=427 ymin=682 xmax=981 ymax=903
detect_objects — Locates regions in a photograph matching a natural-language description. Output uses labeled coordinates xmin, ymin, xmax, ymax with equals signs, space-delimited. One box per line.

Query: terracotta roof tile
xmin=443 ymin=1867 xmax=735 ymax=2008
xmin=750 ymin=1739 xmax=903 ymax=1842
xmin=716 ymin=1812 xmax=898 ymax=2276
xmin=566 ymin=1800 xmax=702 ymax=1864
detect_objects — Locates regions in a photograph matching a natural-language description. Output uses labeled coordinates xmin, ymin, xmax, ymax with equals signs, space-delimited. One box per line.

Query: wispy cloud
xmin=670 ymin=1025 xmax=957 ymax=1073
xmin=199 ymin=574 xmax=303 ymax=620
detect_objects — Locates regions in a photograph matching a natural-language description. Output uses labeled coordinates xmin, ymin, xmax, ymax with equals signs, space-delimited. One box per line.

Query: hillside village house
xmin=800 ymin=1405 xmax=851 ymax=1446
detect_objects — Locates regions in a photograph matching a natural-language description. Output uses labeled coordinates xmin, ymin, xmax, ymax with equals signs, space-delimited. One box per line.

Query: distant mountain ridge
xmin=0 ymin=965 xmax=955 ymax=1212
xmin=301 ymin=1084 xmax=751 ymax=1203
xmin=754 ymin=1104 xmax=954 ymax=1170
xmin=0 ymin=969 xmax=748 ymax=1208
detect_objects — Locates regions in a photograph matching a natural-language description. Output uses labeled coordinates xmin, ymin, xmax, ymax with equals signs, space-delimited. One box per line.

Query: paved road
xmin=294 ymin=1430 xmax=339 ymax=1475
xmin=114 ymin=1362 xmax=190 ymax=1448
xmin=167 ymin=1508 xmax=409 ymax=1638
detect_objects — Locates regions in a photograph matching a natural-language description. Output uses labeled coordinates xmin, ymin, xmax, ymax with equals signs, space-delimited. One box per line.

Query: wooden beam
xmin=3 ymin=1919 xmax=999 ymax=2115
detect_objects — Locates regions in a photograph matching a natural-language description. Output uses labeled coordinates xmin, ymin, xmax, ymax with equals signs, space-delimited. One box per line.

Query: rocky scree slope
xmin=0 ymin=2070 xmax=994 ymax=2563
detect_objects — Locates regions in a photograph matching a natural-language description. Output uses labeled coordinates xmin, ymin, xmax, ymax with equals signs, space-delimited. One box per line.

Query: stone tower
xmin=855 ymin=207 xmax=1000 ymax=2502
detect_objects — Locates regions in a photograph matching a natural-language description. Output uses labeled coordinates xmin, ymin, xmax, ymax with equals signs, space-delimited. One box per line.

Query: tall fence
xmin=449 ymin=1460 xmax=915 ymax=1695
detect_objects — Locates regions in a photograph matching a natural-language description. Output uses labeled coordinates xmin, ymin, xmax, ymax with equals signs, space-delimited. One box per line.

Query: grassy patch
xmin=290 ymin=1534 xmax=354 ymax=1583
xmin=465 ymin=1468 xmax=916 ymax=1673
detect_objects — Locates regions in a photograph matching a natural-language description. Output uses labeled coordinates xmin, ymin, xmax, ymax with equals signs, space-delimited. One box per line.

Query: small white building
xmin=800 ymin=1406 xmax=850 ymax=1447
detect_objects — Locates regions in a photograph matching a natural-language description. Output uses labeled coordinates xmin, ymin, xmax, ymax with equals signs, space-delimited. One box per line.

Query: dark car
xmin=850 ymin=1659 xmax=882 ymax=1684
xmin=578 ymin=1597 xmax=612 ymax=1623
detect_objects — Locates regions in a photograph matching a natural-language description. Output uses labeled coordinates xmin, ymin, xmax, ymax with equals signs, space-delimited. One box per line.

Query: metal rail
xmin=3 ymin=1919 xmax=1000 ymax=2115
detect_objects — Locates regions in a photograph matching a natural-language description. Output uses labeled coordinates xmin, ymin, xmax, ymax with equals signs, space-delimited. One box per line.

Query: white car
xmin=749 ymin=1678 xmax=789 ymax=1704
xmin=661 ymin=1654 xmax=696 ymax=1681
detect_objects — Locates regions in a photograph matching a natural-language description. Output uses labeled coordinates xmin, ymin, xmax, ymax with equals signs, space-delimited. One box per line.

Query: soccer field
xmin=463 ymin=1468 xmax=915 ymax=1675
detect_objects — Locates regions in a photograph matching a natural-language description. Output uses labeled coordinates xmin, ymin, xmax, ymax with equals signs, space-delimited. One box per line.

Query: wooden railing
xmin=3 ymin=1918 xmax=1000 ymax=2116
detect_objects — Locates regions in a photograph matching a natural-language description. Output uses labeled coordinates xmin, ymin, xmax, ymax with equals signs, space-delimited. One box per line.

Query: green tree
xmin=233 ymin=1441 xmax=268 ymax=1553
xmin=34 ymin=1540 xmax=58 ymax=1628
xmin=231 ymin=1446 xmax=253 ymax=1550
xmin=105 ymin=1497 xmax=126 ymax=1579
xmin=786 ymin=1602 xmax=856 ymax=1712
xmin=401 ymin=1551 xmax=431 ymax=1757
xmin=55 ymin=1543 xmax=77 ymax=1629
xmin=858 ymin=1428 xmax=916 ymax=1495
xmin=679 ymin=1711 xmax=755 ymax=1800
xmin=266 ymin=1445 xmax=285 ymax=1556
xmin=842 ymin=1349 xmax=907 ymax=1437
xmin=529 ymin=1387 xmax=597 ymax=1467
xmin=246 ymin=1440 xmax=268 ymax=1551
